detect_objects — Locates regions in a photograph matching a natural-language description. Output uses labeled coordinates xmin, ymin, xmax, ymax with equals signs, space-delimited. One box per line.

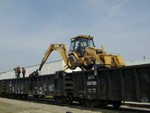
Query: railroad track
xmin=123 ymin=101 xmax=150 ymax=108
xmin=27 ymin=96 xmax=55 ymax=104
xmin=1 ymin=95 xmax=150 ymax=113
xmin=20 ymin=96 xmax=150 ymax=113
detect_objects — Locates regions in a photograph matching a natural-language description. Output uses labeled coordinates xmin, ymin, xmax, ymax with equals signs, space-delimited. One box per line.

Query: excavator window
xmin=80 ymin=38 xmax=95 ymax=48
xmin=69 ymin=40 xmax=75 ymax=52
xmin=69 ymin=37 xmax=95 ymax=56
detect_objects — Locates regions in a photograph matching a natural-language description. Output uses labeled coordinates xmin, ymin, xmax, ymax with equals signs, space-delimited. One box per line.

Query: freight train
xmin=0 ymin=64 xmax=150 ymax=108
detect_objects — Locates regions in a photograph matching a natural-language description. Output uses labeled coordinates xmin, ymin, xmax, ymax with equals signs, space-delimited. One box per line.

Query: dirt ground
xmin=0 ymin=97 xmax=149 ymax=113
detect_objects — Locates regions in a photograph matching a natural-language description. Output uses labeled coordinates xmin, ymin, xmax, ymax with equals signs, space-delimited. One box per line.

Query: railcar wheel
xmin=39 ymin=95 xmax=45 ymax=98
xmin=112 ymin=101 xmax=121 ymax=109
xmin=54 ymin=96 xmax=64 ymax=104
xmin=22 ymin=94 xmax=28 ymax=99
xmin=83 ymin=99 xmax=95 ymax=107
xmin=79 ymin=99 xmax=85 ymax=105
xmin=33 ymin=95 xmax=39 ymax=98
xmin=97 ymin=100 xmax=107 ymax=108
xmin=64 ymin=96 xmax=72 ymax=105
xmin=54 ymin=96 xmax=72 ymax=105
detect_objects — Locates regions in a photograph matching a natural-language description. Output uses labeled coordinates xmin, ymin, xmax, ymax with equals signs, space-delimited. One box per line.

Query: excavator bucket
xmin=29 ymin=69 xmax=39 ymax=78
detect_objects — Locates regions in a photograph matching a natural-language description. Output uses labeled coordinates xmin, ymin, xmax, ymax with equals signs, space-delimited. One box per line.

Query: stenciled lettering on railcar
xmin=87 ymin=81 xmax=97 ymax=86
xmin=87 ymin=75 xmax=95 ymax=80
xmin=87 ymin=75 xmax=97 ymax=93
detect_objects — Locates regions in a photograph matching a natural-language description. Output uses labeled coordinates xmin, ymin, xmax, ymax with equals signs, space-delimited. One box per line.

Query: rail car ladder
xmin=64 ymin=74 xmax=73 ymax=95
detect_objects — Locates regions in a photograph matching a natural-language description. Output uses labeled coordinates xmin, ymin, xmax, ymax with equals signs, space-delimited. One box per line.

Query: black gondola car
xmin=0 ymin=64 xmax=150 ymax=108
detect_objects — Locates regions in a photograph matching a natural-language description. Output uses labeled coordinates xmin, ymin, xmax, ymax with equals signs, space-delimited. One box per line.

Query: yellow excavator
xmin=29 ymin=35 xmax=125 ymax=77
xmin=39 ymin=35 xmax=125 ymax=71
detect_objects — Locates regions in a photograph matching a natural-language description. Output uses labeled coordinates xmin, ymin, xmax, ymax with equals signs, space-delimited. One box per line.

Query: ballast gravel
xmin=0 ymin=97 xmax=149 ymax=113
xmin=0 ymin=97 xmax=104 ymax=113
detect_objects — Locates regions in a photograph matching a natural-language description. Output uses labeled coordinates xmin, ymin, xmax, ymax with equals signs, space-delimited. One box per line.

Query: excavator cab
xmin=69 ymin=35 xmax=95 ymax=57
xmin=67 ymin=35 xmax=97 ymax=70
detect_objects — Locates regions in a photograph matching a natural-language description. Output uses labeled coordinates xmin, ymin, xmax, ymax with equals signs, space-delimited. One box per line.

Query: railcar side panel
xmin=73 ymin=71 xmax=86 ymax=98
xmin=97 ymin=64 xmax=150 ymax=102
xmin=30 ymin=74 xmax=55 ymax=96
xmin=73 ymin=71 xmax=97 ymax=99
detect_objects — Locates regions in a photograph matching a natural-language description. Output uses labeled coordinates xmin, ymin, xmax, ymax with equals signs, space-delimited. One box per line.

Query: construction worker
xmin=17 ymin=67 xmax=21 ymax=78
xmin=14 ymin=67 xmax=21 ymax=78
xmin=22 ymin=67 xmax=26 ymax=78
xmin=14 ymin=68 xmax=18 ymax=78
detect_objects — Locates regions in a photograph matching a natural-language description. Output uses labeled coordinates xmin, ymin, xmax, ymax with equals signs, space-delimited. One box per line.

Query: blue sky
xmin=0 ymin=0 xmax=150 ymax=72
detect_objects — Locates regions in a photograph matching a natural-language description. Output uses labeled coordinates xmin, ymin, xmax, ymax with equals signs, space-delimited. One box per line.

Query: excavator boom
xmin=39 ymin=44 xmax=69 ymax=71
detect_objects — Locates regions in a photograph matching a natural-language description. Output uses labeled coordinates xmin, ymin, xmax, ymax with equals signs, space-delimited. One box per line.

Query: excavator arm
xmin=29 ymin=43 xmax=69 ymax=77
xmin=39 ymin=44 xmax=69 ymax=71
